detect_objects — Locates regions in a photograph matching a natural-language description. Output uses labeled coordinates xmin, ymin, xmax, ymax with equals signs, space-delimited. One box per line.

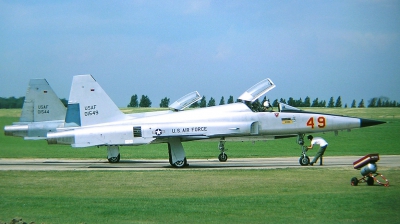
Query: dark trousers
xmin=311 ymin=145 xmax=327 ymax=164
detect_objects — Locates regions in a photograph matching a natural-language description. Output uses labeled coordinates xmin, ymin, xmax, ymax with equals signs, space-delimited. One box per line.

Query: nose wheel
xmin=299 ymin=154 xmax=310 ymax=166
xmin=218 ymin=152 xmax=228 ymax=162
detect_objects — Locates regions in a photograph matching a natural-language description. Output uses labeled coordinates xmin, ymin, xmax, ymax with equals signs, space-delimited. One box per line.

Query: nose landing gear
xmin=218 ymin=137 xmax=228 ymax=162
xmin=299 ymin=146 xmax=310 ymax=166
xmin=297 ymin=134 xmax=310 ymax=166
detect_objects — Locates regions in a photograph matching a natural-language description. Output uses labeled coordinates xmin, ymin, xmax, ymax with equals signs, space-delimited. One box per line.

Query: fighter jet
xmin=4 ymin=79 xmax=67 ymax=139
xmin=47 ymin=75 xmax=385 ymax=167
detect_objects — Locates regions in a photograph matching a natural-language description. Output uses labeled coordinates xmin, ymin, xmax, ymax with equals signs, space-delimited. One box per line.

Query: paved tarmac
xmin=0 ymin=155 xmax=399 ymax=171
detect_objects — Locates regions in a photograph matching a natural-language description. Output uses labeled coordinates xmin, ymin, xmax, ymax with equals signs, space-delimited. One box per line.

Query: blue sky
xmin=1 ymin=0 xmax=399 ymax=107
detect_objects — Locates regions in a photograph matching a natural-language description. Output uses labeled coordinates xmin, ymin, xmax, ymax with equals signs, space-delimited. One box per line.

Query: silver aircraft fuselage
xmin=47 ymin=103 xmax=376 ymax=147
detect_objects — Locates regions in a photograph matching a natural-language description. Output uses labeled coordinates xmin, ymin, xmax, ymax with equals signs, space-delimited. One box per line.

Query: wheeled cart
xmin=350 ymin=154 xmax=389 ymax=187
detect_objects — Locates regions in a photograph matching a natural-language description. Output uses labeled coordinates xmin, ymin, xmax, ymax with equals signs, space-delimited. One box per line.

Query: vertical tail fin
xmin=65 ymin=74 xmax=126 ymax=127
xmin=20 ymin=79 xmax=66 ymax=122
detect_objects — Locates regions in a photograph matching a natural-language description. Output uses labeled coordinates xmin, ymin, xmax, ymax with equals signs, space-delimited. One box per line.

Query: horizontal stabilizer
xmin=24 ymin=137 xmax=47 ymax=140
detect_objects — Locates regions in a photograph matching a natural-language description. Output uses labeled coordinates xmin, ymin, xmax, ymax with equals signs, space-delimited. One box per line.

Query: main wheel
xmin=351 ymin=177 xmax=358 ymax=186
xmin=108 ymin=153 xmax=120 ymax=163
xmin=218 ymin=153 xmax=228 ymax=162
xmin=299 ymin=155 xmax=310 ymax=166
xmin=367 ymin=176 xmax=374 ymax=186
xmin=172 ymin=157 xmax=188 ymax=168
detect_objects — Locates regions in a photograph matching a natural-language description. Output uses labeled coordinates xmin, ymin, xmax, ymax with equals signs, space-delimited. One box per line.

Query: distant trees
xmin=159 ymin=97 xmax=170 ymax=108
xmin=139 ymin=95 xmax=152 ymax=107
xmin=304 ymin=96 xmax=311 ymax=107
xmin=207 ymin=97 xmax=216 ymax=107
xmin=0 ymin=96 xmax=68 ymax=109
xmin=351 ymin=100 xmax=357 ymax=108
xmin=190 ymin=101 xmax=199 ymax=108
xmin=128 ymin=94 xmax=152 ymax=107
xmin=219 ymin=96 xmax=225 ymax=105
xmin=358 ymin=99 xmax=365 ymax=108
xmin=5 ymin=93 xmax=399 ymax=110
xmin=0 ymin=97 xmax=68 ymax=109
xmin=272 ymin=99 xmax=279 ymax=107
xmin=0 ymin=97 xmax=25 ymax=109
xmin=227 ymin=96 xmax=234 ymax=104
xmin=259 ymin=96 xmax=397 ymax=108
xmin=128 ymin=94 xmax=138 ymax=107
xmin=311 ymin=98 xmax=319 ymax=107
xmin=367 ymin=97 xmax=398 ymax=107
xmin=335 ymin=96 xmax=342 ymax=108
xmin=327 ymin=97 xmax=335 ymax=108
xmin=199 ymin=96 xmax=207 ymax=108
xmin=368 ymin=98 xmax=377 ymax=108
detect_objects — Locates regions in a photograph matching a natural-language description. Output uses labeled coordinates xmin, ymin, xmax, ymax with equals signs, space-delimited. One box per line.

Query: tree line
xmin=128 ymin=94 xmax=400 ymax=109
xmin=0 ymin=95 xmax=398 ymax=109
xmin=0 ymin=97 xmax=68 ymax=109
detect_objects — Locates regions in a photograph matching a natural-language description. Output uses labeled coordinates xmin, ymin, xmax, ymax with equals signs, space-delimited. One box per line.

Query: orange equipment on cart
xmin=350 ymin=153 xmax=389 ymax=187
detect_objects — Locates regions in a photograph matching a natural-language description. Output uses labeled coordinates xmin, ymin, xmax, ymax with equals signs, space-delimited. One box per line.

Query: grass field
xmin=0 ymin=168 xmax=399 ymax=223
xmin=1 ymin=108 xmax=399 ymax=223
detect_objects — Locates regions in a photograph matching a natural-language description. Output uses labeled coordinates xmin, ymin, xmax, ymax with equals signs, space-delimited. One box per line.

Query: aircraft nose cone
xmin=360 ymin=118 xmax=386 ymax=128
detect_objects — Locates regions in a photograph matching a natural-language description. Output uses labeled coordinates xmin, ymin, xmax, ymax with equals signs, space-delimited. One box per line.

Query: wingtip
xmin=360 ymin=119 xmax=386 ymax=128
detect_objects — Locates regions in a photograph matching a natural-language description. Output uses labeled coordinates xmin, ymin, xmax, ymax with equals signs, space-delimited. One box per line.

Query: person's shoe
xmin=310 ymin=162 xmax=314 ymax=166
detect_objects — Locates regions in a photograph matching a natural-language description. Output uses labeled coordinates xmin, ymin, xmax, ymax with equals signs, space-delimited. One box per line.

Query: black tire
xmin=299 ymin=155 xmax=310 ymax=166
xmin=218 ymin=153 xmax=228 ymax=162
xmin=351 ymin=177 xmax=358 ymax=186
xmin=367 ymin=176 xmax=374 ymax=186
xmin=172 ymin=157 xmax=188 ymax=168
xmin=108 ymin=153 xmax=120 ymax=163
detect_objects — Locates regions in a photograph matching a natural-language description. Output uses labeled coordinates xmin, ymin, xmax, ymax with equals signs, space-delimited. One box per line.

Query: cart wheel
xmin=351 ymin=177 xmax=358 ymax=186
xmin=367 ymin=176 xmax=374 ymax=186
xmin=299 ymin=156 xmax=310 ymax=166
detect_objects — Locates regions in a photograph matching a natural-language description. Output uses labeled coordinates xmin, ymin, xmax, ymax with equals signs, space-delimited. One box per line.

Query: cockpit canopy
xmin=278 ymin=103 xmax=302 ymax=112
xmin=238 ymin=78 xmax=275 ymax=103
xmin=169 ymin=91 xmax=202 ymax=111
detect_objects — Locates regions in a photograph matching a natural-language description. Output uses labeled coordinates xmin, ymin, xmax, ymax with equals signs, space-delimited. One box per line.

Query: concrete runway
xmin=1 ymin=155 xmax=399 ymax=171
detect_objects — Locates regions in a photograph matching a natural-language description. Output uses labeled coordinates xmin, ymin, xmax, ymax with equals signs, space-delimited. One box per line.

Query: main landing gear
xmin=108 ymin=153 xmax=121 ymax=163
xmin=168 ymin=137 xmax=228 ymax=168
xmin=168 ymin=138 xmax=189 ymax=168
xmin=107 ymin=145 xmax=121 ymax=163
xmin=218 ymin=137 xmax=228 ymax=162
